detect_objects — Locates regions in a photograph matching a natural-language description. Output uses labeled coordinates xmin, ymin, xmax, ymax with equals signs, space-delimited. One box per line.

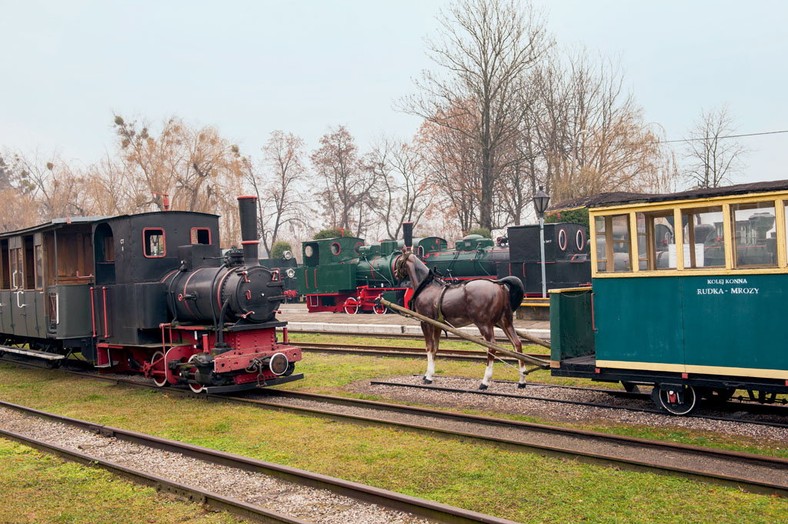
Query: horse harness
xmin=399 ymin=251 xmax=461 ymax=325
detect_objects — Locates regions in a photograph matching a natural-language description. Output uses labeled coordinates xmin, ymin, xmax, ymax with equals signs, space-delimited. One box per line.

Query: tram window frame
xmin=680 ymin=206 xmax=725 ymax=269
xmin=594 ymin=214 xmax=632 ymax=273
xmin=635 ymin=210 xmax=676 ymax=271
xmin=730 ymin=201 xmax=777 ymax=268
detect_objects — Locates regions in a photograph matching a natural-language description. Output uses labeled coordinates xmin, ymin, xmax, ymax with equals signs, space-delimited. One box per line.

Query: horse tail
xmin=498 ymin=276 xmax=525 ymax=312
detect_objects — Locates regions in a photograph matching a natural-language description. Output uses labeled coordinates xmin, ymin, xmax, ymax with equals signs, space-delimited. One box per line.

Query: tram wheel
xmin=652 ymin=384 xmax=697 ymax=416
xmin=343 ymin=297 xmax=360 ymax=315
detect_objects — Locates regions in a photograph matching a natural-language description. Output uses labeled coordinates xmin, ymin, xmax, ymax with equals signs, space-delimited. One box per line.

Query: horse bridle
xmin=395 ymin=251 xmax=411 ymax=280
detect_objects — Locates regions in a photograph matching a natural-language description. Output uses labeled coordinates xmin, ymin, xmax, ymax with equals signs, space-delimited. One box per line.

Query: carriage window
xmin=34 ymin=244 xmax=44 ymax=289
xmin=785 ymin=201 xmax=788 ymax=263
xmin=681 ymin=206 xmax=724 ymax=268
xmin=191 ymin=227 xmax=211 ymax=245
xmin=731 ymin=201 xmax=776 ymax=268
xmin=9 ymin=247 xmax=23 ymax=289
xmin=143 ymin=228 xmax=166 ymax=258
xmin=636 ymin=211 xmax=675 ymax=270
xmin=594 ymin=214 xmax=631 ymax=272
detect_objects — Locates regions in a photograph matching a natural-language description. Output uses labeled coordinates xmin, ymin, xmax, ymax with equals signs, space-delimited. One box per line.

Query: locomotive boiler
xmin=0 ymin=196 xmax=302 ymax=393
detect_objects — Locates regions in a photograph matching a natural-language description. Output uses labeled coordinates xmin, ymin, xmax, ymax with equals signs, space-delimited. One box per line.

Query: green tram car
xmin=550 ymin=180 xmax=788 ymax=415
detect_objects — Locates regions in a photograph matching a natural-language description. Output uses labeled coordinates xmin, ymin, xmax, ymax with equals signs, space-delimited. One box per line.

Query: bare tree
xmin=405 ymin=0 xmax=550 ymax=230
xmin=683 ymin=106 xmax=746 ymax=188
xmin=519 ymin=50 xmax=676 ymax=208
xmin=311 ymin=126 xmax=377 ymax=236
xmin=366 ymin=137 xmax=435 ymax=240
xmin=113 ymin=115 xmax=246 ymax=244
xmin=244 ymin=131 xmax=309 ymax=256
xmin=417 ymin=113 xmax=481 ymax=233
xmin=6 ymin=153 xmax=93 ymax=219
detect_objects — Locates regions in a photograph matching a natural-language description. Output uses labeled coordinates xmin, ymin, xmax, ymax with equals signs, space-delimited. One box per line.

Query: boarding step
xmin=521 ymin=297 xmax=550 ymax=308
xmin=0 ymin=345 xmax=66 ymax=361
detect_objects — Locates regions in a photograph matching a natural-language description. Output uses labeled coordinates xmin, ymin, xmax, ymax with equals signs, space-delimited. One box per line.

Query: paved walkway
xmin=277 ymin=303 xmax=550 ymax=339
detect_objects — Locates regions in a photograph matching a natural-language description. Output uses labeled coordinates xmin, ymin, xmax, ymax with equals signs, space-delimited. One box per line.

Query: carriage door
xmin=8 ymin=236 xmax=29 ymax=337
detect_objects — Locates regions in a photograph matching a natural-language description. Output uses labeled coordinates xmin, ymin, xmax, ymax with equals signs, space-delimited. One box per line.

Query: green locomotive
xmin=296 ymin=223 xmax=591 ymax=313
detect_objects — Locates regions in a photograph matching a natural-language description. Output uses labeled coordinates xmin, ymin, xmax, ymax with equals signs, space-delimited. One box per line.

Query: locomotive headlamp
xmin=269 ymin=352 xmax=289 ymax=375
xmin=286 ymin=268 xmax=296 ymax=279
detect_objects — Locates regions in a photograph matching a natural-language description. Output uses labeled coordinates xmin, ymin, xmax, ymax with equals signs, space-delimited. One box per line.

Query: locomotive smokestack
xmin=237 ymin=195 xmax=259 ymax=266
xmin=402 ymin=222 xmax=413 ymax=250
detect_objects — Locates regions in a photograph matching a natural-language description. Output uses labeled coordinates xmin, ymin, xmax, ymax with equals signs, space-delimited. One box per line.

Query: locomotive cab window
xmin=594 ymin=214 xmax=632 ymax=273
xmin=731 ymin=201 xmax=777 ymax=268
xmin=681 ymin=206 xmax=725 ymax=269
xmin=143 ymin=228 xmax=166 ymax=258
xmin=191 ymin=227 xmax=211 ymax=245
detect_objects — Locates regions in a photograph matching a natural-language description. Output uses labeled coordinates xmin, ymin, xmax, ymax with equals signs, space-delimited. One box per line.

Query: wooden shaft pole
xmin=378 ymin=297 xmax=550 ymax=369
xmin=514 ymin=329 xmax=551 ymax=350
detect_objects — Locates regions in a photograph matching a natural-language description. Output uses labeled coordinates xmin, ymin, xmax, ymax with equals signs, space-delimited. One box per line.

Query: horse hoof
xmin=422 ymin=378 xmax=433 ymax=385
xmin=517 ymin=383 xmax=526 ymax=389
xmin=478 ymin=384 xmax=488 ymax=390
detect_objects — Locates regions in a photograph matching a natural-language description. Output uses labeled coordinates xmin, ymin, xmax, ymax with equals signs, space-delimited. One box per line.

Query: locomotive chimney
xmin=237 ymin=195 xmax=259 ymax=266
xmin=402 ymin=222 xmax=413 ymax=250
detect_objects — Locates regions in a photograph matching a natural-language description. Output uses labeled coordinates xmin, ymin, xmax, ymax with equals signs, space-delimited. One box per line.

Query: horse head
xmin=394 ymin=250 xmax=430 ymax=288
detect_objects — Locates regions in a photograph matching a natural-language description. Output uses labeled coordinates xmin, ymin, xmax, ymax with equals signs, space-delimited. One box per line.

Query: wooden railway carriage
xmin=0 ymin=198 xmax=303 ymax=392
xmin=550 ymin=180 xmax=788 ymax=414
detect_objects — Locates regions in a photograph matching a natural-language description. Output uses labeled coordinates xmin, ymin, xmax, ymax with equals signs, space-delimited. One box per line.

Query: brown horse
xmin=395 ymin=251 xmax=527 ymax=389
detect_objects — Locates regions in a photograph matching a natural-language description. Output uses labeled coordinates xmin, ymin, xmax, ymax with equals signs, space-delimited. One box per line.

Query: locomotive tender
xmin=296 ymin=224 xmax=591 ymax=314
xmin=550 ymin=180 xmax=788 ymax=414
xmin=0 ymin=196 xmax=303 ymax=393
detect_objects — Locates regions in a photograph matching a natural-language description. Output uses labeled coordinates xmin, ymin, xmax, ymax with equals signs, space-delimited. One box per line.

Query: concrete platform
xmin=276 ymin=303 xmax=550 ymax=340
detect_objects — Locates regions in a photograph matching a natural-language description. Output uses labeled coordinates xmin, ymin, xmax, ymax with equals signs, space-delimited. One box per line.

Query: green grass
xmin=0 ymin=438 xmax=246 ymax=524
xmin=0 ymin=362 xmax=785 ymax=523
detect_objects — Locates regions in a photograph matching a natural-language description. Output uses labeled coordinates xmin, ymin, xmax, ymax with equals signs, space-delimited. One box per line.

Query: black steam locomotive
xmin=0 ymin=196 xmax=302 ymax=393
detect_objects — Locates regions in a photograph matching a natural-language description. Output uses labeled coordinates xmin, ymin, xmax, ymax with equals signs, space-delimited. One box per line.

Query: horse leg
xmin=502 ymin=320 xmax=526 ymax=388
xmin=421 ymin=323 xmax=439 ymax=384
xmin=478 ymin=324 xmax=496 ymax=390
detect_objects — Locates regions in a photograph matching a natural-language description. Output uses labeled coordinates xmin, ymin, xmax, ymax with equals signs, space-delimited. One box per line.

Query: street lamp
xmin=533 ymin=186 xmax=550 ymax=298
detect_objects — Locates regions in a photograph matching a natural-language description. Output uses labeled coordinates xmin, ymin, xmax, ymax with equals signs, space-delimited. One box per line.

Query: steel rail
xmin=298 ymin=341 xmax=548 ymax=362
xmin=2 ymin=358 xmax=787 ymax=496
xmin=236 ymin=389 xmax=788 ymax=496
xmin=0 ymin=400 xmax=519 ymax=524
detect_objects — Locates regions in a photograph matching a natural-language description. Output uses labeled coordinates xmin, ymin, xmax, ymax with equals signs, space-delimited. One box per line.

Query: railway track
xmin=0 ymin=400 xmax=517 ymax=524
xmin=297 ymin=342 xmax=788 ymax=415
xmin=1 ymin=358 xmax=786 ymax=497
xmin=368 ymin=378 xmax=788 ymax=426
xmin=297 ymin=341 xmax=548 ymax=361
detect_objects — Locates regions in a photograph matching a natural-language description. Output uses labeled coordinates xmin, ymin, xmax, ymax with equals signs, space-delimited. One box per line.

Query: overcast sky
xmin=1 ymin=0 xmax=786 ymax=187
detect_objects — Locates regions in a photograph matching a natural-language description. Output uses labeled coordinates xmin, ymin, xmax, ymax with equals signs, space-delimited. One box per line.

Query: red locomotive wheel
xmin=343 ymin=297 xmax=360 ymax=315
xmin=373 ymin=302 xmax=387 ymax=315
xmin=150 ymin=351 xmax=169 ymax=388
xmin=187 ymin=354 xmax=206 ymax=393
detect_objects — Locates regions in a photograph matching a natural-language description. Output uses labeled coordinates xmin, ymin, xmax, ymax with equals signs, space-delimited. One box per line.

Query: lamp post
xmin=533 ymin=186 xmax=550 ymax=298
